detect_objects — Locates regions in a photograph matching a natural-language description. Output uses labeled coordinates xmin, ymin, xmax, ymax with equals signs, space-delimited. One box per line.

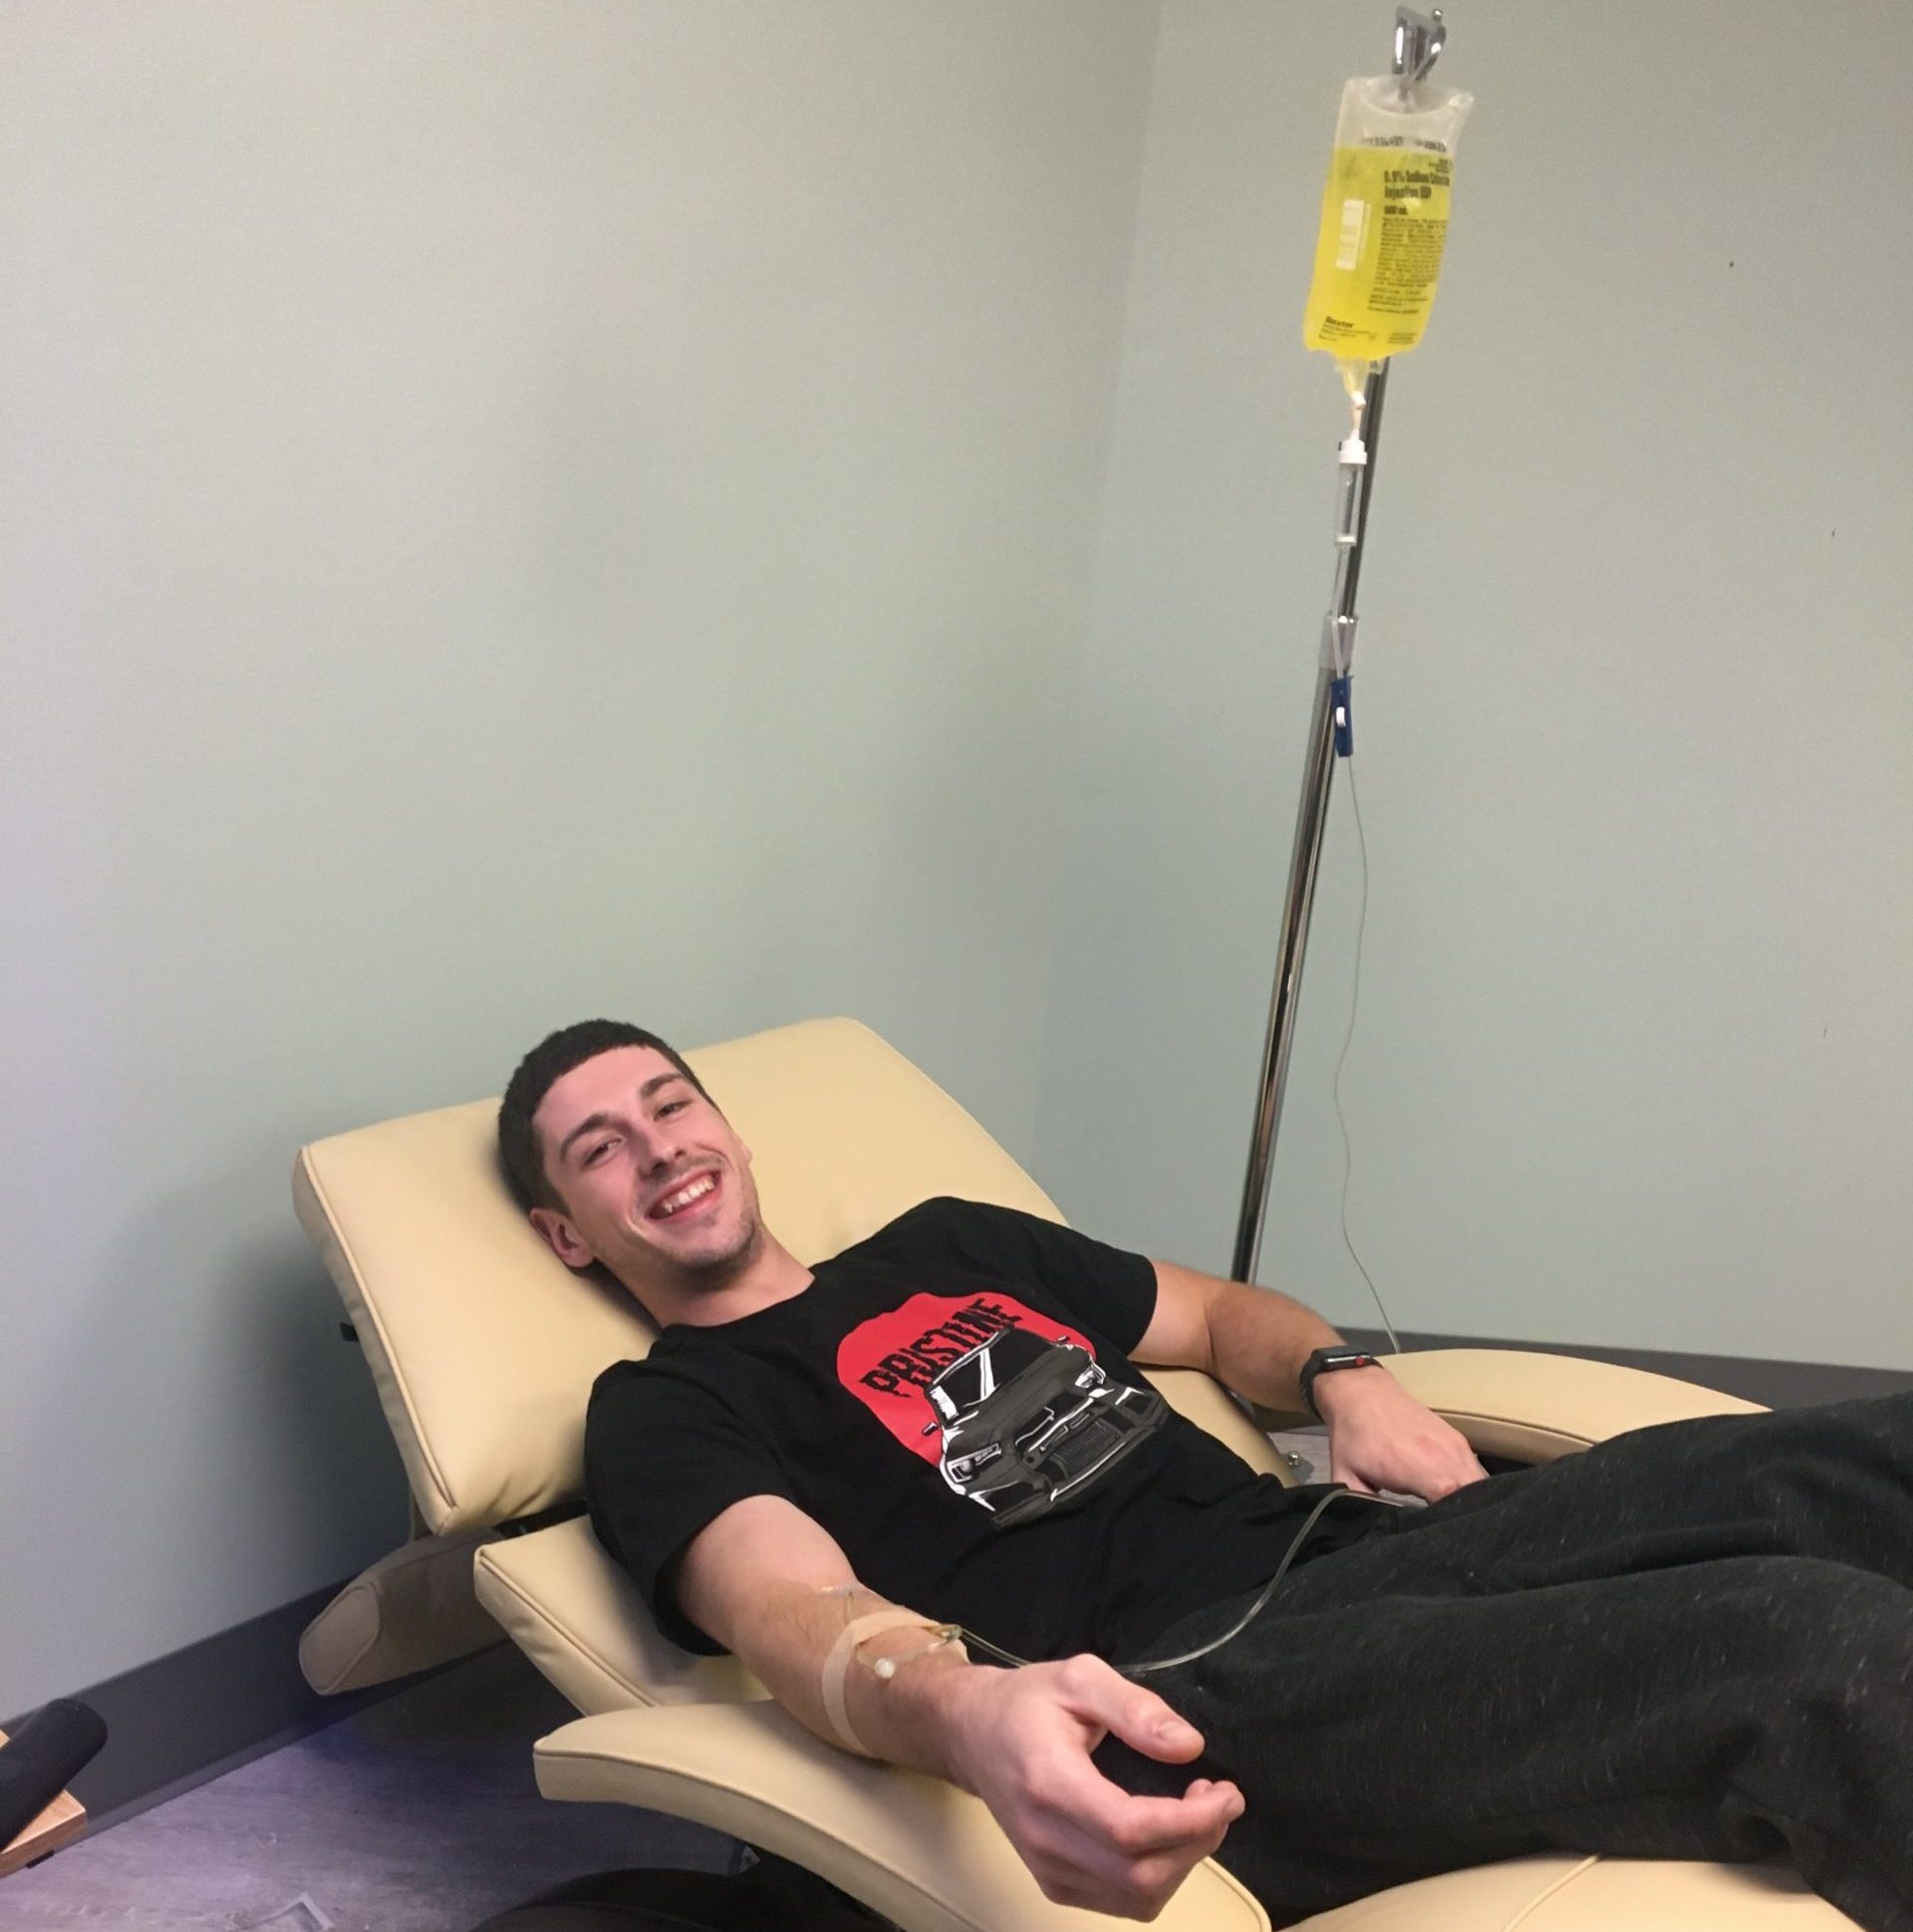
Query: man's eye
xmin=657 ymin=1098 xmax=689 ymax=1117
xmin=583 ymin=1141 xmax=615 ymax=1166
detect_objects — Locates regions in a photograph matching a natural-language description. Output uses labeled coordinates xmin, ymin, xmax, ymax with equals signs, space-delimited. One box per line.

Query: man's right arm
xmin=676 ymin=1494 xmax=1245 ymax=1920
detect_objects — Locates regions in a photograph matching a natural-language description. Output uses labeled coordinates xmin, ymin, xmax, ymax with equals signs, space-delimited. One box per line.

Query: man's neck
xmin=638 ymin=1233 xmax=814 ymax=1330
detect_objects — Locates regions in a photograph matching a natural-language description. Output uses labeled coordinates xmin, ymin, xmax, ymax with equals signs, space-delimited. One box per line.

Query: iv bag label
xmin=1335 ymin=198 xmax=1368 ymax=271
xmin=1372 ymin=173 xmax=1448 ymax=314
xmin=1303 ymin=144 xmax=1455 ymax=357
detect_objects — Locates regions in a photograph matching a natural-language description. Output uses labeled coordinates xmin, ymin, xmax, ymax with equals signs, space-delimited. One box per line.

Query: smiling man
xmin=509 ymin=1030 xmax=809 ymax=1329
xmin=499 ymin=1019 xmax=1913 ymax=1932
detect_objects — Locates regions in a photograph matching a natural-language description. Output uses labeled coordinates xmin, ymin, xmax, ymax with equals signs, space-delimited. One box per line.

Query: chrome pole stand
xmin=1229 ymin=3 xmax=1446 ymax=1285
xmin=1230 ymin=356 xmax=1389 ymax=1282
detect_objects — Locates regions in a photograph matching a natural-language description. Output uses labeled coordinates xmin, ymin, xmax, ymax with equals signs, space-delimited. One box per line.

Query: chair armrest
xmin=533 ymin=1702 xmax=1270 ymax=1932
xmin=1378 ymin=1349 xmax=1765 ymax=1464
xmin=474 ymin=1517 xmax=764 ymax=1717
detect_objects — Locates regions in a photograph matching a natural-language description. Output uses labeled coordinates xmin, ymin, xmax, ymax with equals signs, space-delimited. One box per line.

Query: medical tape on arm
xmin=820 ymin=1608 xmax=966 ymax=1758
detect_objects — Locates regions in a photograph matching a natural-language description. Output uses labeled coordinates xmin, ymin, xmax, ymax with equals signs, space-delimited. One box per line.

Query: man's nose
xmin=636 ymin=1122 xmax=683 ymax=1173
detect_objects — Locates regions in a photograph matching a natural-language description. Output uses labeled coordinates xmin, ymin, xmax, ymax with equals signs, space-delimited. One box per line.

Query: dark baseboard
xmin=1340 ymin=1327 xmax=1913 ymax=1411
xmin=5 ymin=1576 xmax=404 ymax=1835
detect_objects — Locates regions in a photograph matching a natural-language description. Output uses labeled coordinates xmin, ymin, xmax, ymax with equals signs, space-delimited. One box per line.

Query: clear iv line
xmin=1334 ymin=762 xmax=1402 ymax=1354
xmin=950 ymin=1486 xmax=1358 ymax=1678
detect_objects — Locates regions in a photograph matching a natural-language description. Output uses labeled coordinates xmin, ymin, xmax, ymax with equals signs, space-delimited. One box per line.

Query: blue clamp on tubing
xmin=1330 ymin=674 xmax=1354 ymax=757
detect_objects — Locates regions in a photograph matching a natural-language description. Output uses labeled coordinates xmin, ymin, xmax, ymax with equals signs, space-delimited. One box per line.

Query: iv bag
xmin=1301 ymin=73 xmax=1474 ymax=383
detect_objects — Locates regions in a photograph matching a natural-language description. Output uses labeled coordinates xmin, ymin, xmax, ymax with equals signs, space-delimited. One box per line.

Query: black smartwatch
xmin=1298 ymin=1345 xmax=1382 ymax=1419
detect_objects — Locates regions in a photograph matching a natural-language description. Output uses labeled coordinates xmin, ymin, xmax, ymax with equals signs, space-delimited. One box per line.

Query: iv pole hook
xmin=1394 ymin=8 xmax=1446 ymax=102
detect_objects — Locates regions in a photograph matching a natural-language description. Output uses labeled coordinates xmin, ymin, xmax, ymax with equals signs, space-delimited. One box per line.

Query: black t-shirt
xmin=585 ymin=1197 xmax=1328 ymax=1663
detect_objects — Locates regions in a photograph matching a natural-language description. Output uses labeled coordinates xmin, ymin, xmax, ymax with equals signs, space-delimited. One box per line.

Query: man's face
xmin=529 ymin=1044 xmax=763 ymax=1298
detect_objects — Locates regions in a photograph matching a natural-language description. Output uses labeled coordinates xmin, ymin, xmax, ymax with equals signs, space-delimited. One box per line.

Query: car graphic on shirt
xmin=919 ymin=1325 xmax=1167 ymax=1526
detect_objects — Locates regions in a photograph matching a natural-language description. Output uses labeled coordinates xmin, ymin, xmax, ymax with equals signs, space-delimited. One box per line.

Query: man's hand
xmin=1139 ymin=1266 xmax=1490 ymax=1507
xmin=938 ymin=1653 xmax=1244 ymax=1920
xmin=1315 ymin=1365 xmax=1488 ymax=1502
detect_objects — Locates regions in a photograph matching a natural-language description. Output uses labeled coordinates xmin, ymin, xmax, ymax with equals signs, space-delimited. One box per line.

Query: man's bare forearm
xmin=716 ymin=1576 xmax=987 ymax=1787
xmin=1201 ymin=1274 xmax=1350 ymax=1410
xmin=639 ymin=1489 xmax=1242 ymax=1914
xmin=712 ymin=1574 xmax=1243 ymax=1919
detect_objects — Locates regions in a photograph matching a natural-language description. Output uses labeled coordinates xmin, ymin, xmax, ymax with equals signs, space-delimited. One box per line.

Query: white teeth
xmin=657 ymin=1175 xmax=716 ymax=1218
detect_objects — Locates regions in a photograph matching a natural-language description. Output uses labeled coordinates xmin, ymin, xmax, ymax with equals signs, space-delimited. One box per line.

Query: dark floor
xmin=0 ymin=1645 xmax=733 ymax=1932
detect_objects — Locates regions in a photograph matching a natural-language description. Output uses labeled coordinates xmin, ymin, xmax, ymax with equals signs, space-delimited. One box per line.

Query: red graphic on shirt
xmin=836 ymin=1291 xmax=1093 ymax=1462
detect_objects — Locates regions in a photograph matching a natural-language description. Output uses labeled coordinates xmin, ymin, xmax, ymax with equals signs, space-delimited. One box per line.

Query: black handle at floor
xmin=0 ymin=1700 xmax=108 ymax=1846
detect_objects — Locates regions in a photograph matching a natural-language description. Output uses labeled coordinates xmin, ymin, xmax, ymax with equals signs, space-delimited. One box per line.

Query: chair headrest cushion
xmin=293 ymin=1017 xmax=1062 ymax=1533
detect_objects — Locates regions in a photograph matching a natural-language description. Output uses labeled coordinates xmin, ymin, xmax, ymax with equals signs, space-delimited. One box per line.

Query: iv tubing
xmin=949 ymin=1486 xmax=1358 ymax=1677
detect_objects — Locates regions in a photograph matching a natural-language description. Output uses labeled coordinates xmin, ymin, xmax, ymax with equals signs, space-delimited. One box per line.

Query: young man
xmin=501 ymin=1019 xmax=1913 ymax=1930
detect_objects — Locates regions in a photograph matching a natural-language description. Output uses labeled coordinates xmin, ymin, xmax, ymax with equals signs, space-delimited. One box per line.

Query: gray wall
xmin=1034 ymin=1 xmax=1912 ymax=1365
xmin=0 ymin=1 xmax=1157 ymax=1715
xmin=5 ymin=0 xmax=1908 ymax=1725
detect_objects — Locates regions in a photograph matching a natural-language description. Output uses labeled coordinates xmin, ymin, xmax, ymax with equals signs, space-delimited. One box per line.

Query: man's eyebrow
xmin=554 ymin=1075 xmax=688 ymax=1163
xmin=556 ymin=1111 xmax=617 ymax=1163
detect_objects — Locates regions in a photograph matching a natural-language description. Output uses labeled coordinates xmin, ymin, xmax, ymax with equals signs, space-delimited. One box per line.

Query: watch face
xmin=1302 ymin=1348 xmax=1378 ymax=1414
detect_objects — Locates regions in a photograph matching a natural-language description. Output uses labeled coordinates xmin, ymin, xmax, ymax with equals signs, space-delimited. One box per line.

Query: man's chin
xmin=664 ymin=1220 xmax=760 ymax=1281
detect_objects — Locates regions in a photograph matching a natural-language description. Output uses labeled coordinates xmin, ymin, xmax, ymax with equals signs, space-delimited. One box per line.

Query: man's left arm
xmin=1134 ymin=1260 xmax=1487 ymax=1503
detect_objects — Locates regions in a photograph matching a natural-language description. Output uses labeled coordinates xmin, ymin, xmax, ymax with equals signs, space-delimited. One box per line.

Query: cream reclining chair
xmin=293 ymin=1017 xmax=1853 ymax=1932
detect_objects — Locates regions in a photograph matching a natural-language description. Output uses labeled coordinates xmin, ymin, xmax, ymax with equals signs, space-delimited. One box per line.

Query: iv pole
xmin=1230 ymin=7 xmax=1447 ymax=1285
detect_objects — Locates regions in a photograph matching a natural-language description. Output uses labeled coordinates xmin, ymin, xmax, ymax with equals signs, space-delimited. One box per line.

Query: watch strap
xmin=1299 ymin=1345 xmax=1382 ymax=1419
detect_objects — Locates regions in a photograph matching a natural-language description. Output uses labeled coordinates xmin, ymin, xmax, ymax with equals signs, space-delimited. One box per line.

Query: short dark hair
xmin=497 ymin=1019 xmax=710 ymax=1214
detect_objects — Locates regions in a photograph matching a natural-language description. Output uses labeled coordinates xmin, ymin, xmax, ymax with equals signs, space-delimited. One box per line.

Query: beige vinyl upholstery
xmin=474 ymin=1518 xmax=763 ymax=1717
xmin=1289 ymin=1854 xmax=1832 ymax=1930
xmin=1380 ymin=1348 xmax=1765 ymax=1454
xmin=532 ymin=1702 xmax=1271 ymax=1932
xmin=532 ymin=1710 xmax=1833 ymax=1932
xmin=300 ymin=1525 xmax=504 ymax=1695
xmin=295 ymin=1016 xmax=1853 ymax=1932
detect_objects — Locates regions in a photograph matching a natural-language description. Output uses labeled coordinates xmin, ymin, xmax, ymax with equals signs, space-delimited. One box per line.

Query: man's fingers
xmin=1334 ymin=1415 xmax=1488 ymax=1501
xmin=977 ymin=1663 xmax=1246 ymax=1921
xmin=1035 ymin=1741 xmax=1243 ymax=1855
xmin=1054 ymin=1654 xmax=1210 ymax=1766
xmin=1426 ymin=1455 xmax=1489 ymax=1501
xmin=1035 ymin=1784 xmax=1243 ymax=1917
xmin=1099 ymin=1782 xmax=1244 ymax=1856
xmin=1040 ymin=1802 xmax=1240 ymax=1900
xmin=1439 ymin=1423 xmax=1489 ymax=1489
xmin=1427 ymin=1438 xmax=1490 ymax=1498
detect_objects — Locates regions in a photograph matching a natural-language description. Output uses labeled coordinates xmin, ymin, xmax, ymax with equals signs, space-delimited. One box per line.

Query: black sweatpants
xmin=1095 ymin=1393 xmax=1913 ymax=1930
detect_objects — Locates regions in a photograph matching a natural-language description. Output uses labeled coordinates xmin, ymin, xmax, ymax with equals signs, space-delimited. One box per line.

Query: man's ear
xmin=530 ymin=1206 xmax=596 ymax=1272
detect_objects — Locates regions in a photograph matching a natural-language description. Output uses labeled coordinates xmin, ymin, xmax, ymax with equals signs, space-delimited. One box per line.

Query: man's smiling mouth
xmin=649 ymin=1172 xmax=720 ymax=1222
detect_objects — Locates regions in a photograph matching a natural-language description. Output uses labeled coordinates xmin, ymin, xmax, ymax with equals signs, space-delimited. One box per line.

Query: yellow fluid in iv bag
xmin=1302 ymin=76 xmax=1474 ymax=376
xmin=1303 ymin=145 xmax=1453 ymax=357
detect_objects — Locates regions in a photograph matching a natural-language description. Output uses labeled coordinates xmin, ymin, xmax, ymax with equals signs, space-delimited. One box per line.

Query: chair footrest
xmin=300 ymin=1529 xmax=506 ymax=1694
